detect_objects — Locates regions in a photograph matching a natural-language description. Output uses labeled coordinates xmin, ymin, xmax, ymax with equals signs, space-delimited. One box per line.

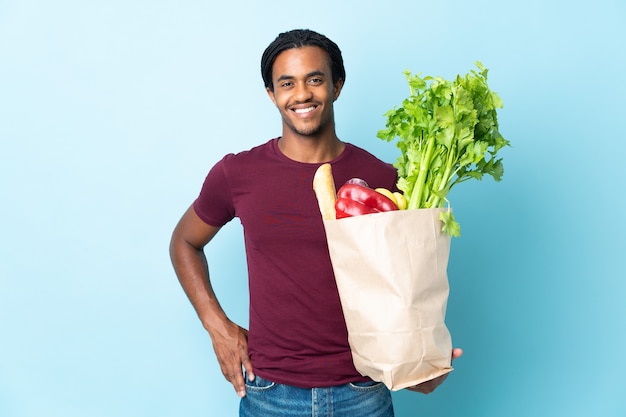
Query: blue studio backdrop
xmin=1 ymin=1 xmax=625 ymax=416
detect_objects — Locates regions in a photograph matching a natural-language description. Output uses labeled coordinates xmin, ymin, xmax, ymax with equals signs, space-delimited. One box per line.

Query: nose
xmin=294 ymin=82 xmax=313 ymax=102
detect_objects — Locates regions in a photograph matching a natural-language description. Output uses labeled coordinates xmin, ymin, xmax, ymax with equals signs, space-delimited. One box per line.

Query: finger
xmin=237 ymin=328 xmax=254 ymax=381
xmin=229 ymin=367 xmax=246 ymax=398
xmin=241 ymin=348 xmax=255 ymax=382
xmin=451 ymin=347 xmax=463 ymax=361
xmin=217 ymin=354 xmax=247 ymax=398
xmin=233 ymin=335 xmax=253 ymax=397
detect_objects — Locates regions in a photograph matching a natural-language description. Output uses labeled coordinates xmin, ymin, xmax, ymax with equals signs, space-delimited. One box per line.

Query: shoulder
xmin=217 ymin=138 xmax=278 ymax=170
xmin=223 ymin=139 xmax=275 ymax=161
xmin=343 ymin=143 xmax=395 ymax=170
xmin=334 ymin=143 xmax=397 ymax=190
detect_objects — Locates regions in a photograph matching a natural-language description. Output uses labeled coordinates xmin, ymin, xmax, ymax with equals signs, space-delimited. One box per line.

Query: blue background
xmin=1 ymin=1 xmax=625 ymax=416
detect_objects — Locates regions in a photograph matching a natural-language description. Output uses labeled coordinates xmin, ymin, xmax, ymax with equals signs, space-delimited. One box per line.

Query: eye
xmin=309 ymin=77 xmax=323 ymax=85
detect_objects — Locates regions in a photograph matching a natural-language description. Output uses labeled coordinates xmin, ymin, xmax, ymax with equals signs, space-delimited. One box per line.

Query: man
xmin=170 ymin=29 xmax=461 ymax=416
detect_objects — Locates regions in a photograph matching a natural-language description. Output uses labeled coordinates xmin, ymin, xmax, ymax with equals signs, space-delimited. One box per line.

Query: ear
xmin=332 ymin=79 xmax=344 ymax=102
xmin=266 ymin=87 xmax=277 ymax=106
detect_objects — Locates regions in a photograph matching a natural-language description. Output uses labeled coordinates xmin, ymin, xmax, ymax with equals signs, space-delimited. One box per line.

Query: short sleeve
xmin=192 ymin=156 xmax=236 ymax=227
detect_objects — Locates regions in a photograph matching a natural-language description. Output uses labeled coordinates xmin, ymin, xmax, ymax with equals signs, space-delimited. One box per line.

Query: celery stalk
xmin=377 ymin=62 xmax=510 ymax=237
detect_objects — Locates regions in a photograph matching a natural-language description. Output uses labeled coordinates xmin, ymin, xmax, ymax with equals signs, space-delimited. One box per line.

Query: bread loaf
xmin=313 ymin=163 xmax=337 ymax=220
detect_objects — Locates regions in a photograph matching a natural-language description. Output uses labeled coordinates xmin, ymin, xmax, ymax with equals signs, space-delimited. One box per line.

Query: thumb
xmin=451 ymin=348 xmax=463 ymax=361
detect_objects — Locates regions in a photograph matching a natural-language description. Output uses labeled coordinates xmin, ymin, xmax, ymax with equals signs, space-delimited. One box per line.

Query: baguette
xmin=313 ymin=163 xmax=337 ymax=220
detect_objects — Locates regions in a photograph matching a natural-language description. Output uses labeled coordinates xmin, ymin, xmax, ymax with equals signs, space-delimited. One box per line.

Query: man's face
xmin=267 ymin=46 xmax=343 ymax=138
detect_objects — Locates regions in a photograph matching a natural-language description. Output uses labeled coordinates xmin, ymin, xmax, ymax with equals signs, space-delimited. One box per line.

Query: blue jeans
xmin=239 ymin=374 xmax=394 ymax=417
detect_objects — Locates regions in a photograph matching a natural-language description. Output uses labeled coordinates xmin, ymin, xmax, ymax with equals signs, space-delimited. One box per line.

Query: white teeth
xmin=294 ymin=106 xmax=315 ymax=114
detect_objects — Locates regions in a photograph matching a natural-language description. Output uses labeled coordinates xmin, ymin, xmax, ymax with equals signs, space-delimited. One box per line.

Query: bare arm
xmin=169 ymin=205 xmax=254 ymax=397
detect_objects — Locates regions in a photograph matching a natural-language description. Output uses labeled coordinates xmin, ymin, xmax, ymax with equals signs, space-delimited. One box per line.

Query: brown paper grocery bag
xmin=323 ymin=208 xmax=453 ymax=391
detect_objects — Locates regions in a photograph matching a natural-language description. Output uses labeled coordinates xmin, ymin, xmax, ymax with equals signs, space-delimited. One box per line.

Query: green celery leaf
xmin=439 ymin=210 xmax=461 ymax=237
xmin=378 ymin=62 xmax=510 ymax=236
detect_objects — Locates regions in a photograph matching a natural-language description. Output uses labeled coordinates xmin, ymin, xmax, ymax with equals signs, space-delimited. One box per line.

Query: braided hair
xmin=261 ymin=29 xmax=346 ymax=91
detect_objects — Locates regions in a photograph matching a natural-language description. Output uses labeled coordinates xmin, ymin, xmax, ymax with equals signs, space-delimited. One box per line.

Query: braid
xmin=261 ymin=29 xmax=346 ymax=91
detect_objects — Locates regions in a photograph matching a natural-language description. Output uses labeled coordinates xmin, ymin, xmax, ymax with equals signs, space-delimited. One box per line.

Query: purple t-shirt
xmin=193 ymin=138 xmax=397 ymax=388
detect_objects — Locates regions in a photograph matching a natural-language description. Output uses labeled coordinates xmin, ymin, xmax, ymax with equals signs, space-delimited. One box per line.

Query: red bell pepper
xmin=335 ymin=198 xmax=381 ymax=218
xmin=335 ymin=183 xmax=398 ymax=218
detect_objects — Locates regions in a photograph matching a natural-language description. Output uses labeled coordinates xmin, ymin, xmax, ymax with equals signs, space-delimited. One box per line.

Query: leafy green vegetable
xmin=377 ymin=61 xmax=509 ymax=237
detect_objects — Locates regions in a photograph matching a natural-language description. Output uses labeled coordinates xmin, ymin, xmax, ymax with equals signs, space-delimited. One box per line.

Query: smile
xmin=293 ymin=106 xmax=316 ymax=114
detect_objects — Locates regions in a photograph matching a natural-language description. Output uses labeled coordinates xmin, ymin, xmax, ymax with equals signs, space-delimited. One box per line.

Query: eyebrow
xmin=276 ymin=70 xmax=327 ymax=82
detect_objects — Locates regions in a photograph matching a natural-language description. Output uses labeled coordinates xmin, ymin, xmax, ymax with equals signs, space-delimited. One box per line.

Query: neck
xmin=277 ymin=134 xmax=345 ymax=163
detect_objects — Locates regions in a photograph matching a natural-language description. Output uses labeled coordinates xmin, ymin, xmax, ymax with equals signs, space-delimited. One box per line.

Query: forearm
xmin=169 ymin=235 xmax=230 ymax=334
